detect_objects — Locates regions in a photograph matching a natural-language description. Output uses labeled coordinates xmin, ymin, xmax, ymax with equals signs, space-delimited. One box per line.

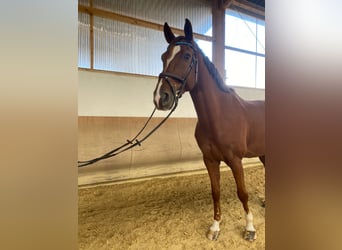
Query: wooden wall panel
xmin=78 ymin=116 xmax=203 ymax=183
xmin=78 ymin=116 xmax=261 ymax=185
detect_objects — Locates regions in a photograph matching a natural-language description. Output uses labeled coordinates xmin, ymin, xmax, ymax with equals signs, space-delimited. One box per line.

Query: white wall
xmin=78 ymin=70 xmax=265 ymax=117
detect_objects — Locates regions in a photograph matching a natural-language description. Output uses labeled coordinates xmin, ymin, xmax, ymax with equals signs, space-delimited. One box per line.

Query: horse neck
xmin=189 ymin=54 xmax=242 ymax=126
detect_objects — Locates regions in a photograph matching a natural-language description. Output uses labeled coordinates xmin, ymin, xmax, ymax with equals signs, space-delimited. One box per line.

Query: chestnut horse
xmin=153 ymin=19 xmax=265 ymax=241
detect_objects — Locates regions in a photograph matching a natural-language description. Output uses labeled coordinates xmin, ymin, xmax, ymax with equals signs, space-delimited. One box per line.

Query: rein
xmin=78 ymin=99 xmax=179 ymax=167
xmin=78 ymin=41 xmax=197 ymax=168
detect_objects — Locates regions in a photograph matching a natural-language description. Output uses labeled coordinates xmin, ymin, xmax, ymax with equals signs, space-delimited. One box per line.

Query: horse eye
xmin=183 ymin=53 xmax=191 ymax=60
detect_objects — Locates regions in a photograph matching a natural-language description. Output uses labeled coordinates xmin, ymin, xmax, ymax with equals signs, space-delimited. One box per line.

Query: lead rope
xmin=78 ymin=99 xmax=179 ymax=168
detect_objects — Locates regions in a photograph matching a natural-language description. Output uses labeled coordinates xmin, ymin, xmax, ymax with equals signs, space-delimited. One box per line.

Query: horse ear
xmin=184 ymin=18 xmax=193 ymax=41
xmin=164 ymin=22 xmax=175 ymax=44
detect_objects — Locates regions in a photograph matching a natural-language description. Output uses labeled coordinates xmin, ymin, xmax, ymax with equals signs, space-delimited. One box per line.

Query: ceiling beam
xmin=222 ymin=0 xmax=234 ymax=9
xmin=235 ymin=0 xmax=265 ymax=10
xmin=221 ymin=0 xmax=265 ymax=19
xmin=231 ymin=0 xmax=265 ymax=18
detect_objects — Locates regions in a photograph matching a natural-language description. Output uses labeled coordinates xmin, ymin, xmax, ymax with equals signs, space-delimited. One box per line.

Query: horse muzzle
xmin=154 ymin=89 xmax=175 ymax=110
xmin=153 ymin=76 xmax=177 ymax=110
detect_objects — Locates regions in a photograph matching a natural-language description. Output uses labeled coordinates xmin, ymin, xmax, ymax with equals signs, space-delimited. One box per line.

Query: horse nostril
xmin=162 ymin=92 xmax=169 ymax=103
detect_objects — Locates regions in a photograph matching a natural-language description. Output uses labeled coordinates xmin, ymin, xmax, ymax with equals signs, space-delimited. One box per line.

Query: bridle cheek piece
xmin=158 ymin=41 xmax=198 ymax=100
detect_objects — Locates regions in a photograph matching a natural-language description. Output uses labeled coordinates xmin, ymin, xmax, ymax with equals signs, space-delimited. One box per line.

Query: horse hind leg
xmin=203 ymin=158 xmax=222 ymax=240
xmin=258 ymin=155 xmax=266 ymax=207
xmin=226 ymin=157 xmax=257 ymax=241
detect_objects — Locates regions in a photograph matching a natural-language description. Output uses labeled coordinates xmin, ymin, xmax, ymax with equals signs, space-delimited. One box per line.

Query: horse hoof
xmin=261 ymin=200 xmax=266 ymax=207
xmin=244 ymin=230 xmax=257 ymax=241
xmin=207 ymin=229 xmax=220 ymax=240
xmin=260 ymin=199 xmax=265 ymax=207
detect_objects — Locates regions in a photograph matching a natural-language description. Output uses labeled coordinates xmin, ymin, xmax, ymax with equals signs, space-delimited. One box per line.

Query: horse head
xmin=153 ymin=19 xmax=198 ymax=110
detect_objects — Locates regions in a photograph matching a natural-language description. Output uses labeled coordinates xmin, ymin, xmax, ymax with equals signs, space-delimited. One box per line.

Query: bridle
xmin=158 ymin=41 xmax=198 ymax=103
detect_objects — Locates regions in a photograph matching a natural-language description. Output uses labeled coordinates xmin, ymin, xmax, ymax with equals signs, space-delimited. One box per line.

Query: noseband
xmin=158 ymin=41 xmax=198 ymax=100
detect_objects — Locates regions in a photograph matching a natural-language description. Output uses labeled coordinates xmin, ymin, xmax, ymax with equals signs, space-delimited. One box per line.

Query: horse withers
xmin=153 ymin=19 xmax=265 ymax=241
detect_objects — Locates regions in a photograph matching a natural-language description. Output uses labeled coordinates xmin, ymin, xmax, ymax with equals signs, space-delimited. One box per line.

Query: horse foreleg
xmin=227 ymin=157 xmax=257 ymax=241
xmin=204 ymin=157 xmax=221 ymax=240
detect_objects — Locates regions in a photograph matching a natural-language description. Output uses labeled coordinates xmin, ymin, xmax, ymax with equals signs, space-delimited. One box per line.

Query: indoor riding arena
xmin=78 ymin=0 xmax=265 ymax=249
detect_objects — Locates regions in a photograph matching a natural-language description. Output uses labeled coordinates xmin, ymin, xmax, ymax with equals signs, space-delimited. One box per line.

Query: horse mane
xmin=196 ymin=45 xmax=235 ymax=93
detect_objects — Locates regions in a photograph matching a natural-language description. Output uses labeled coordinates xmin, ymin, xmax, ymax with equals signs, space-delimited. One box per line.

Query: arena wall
xmin=78 ymin=69 xmax=265 ymax=185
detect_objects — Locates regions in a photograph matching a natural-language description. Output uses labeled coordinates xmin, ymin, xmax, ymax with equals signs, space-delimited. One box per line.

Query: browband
xmin=174 ymin=41 xmax=197 ymax=51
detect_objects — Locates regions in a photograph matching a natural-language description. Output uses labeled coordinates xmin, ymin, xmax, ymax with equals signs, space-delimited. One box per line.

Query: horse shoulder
xmin=194 ymin=123 xmax=219 ymax=158
xmin=195 ymin=122 xmax=245 ymax=161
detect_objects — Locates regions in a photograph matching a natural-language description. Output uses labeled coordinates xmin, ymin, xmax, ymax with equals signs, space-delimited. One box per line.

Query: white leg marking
xmin=210 ymin=220 xmax=220 ymax=232
xmin=245 ymin=211 xmax=256 ymax=231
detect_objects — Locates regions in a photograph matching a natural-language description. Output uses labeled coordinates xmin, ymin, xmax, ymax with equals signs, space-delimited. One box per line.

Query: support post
xmin=212 ymin=0 xmax=226 ymax=80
